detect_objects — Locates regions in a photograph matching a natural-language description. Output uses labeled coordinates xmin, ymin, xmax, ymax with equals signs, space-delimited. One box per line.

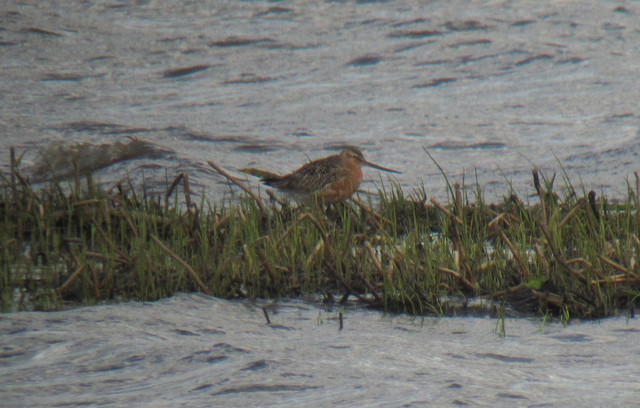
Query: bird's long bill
xmin=364 ymin=160 xmax=402 ymax=174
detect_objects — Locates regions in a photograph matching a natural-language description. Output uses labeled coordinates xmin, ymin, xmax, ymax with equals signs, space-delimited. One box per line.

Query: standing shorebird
xmin=242 ymin=147 xmax=401 ymax=204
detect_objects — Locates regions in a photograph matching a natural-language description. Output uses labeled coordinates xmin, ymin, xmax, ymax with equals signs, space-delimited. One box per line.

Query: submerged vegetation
xmin=1 ymin=146 xmax=640 ymax=319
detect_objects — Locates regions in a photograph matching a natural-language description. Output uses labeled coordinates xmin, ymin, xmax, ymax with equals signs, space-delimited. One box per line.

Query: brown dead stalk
xmin=438 ymin=267 xmax=477 ymax=292
xmin=150 ymin=234 xmax=210 ymax=295
xmin=208 ymin=160 xmax=265 ymax=214
xmin=499 ymin=231 xmax=529 ymax=280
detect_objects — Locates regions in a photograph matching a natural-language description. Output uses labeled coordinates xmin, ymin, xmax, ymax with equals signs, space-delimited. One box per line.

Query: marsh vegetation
xmin=2 ymin=145 xmax=639 ymax=319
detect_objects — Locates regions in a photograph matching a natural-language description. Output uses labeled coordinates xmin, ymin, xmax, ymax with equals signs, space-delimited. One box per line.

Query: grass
xmin=1 ymin=148 xmax=640 ymax=319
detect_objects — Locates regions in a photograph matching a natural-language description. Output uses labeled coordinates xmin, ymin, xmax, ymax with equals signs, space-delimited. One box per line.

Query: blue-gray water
xmin=1 ymin=294 xmax=639 ymax=407
xmin=2 ymin=1 xmax=640 ymax=406
xmin=1 ymin=0 xmax=639 ymax=201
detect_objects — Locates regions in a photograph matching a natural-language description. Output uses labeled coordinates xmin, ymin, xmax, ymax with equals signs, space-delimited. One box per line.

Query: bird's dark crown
xmin=341 ymin=146 xmax=365 ymax=162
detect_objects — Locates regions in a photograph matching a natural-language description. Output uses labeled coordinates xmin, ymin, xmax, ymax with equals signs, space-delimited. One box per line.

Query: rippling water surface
xmin=1 ymin=294 xmax=639 ymax=407
xmin=2 ymin=0 xmax=639 ymax=201
xmin=2 ymin=1 xmax=640 ymax=406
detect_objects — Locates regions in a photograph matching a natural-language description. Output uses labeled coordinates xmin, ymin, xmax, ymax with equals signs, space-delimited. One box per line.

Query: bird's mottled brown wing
xmin=263 ymin=154 xmax=347 ymax=193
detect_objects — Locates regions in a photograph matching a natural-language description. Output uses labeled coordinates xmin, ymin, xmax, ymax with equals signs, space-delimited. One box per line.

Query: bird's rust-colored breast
xmin=314 ymin=156 xmax=363 ymax=204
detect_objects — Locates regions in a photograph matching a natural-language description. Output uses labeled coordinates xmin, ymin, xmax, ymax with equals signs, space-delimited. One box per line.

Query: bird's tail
xmin=239 ymin=167 xmax=283 ymax=186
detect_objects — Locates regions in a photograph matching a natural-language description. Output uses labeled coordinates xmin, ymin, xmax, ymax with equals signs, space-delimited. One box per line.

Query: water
xmin=2 ymin=1 xmax=640 ymax=406
xmin=1 ymin=294 xmax=639 ymax=407
xmin=1 ymin=0 xmax=639 ymax=201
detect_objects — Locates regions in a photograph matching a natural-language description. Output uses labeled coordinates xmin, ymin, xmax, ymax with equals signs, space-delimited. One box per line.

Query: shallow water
xmin=1 ymin=0 xmax=639 ymax=202
xmin=1 ymin=294 xmax=639 ymax=407
xmin=2 ymin=2 xmax=640 ymax=406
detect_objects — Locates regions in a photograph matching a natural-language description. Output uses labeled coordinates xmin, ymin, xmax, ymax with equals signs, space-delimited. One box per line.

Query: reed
xmin=1 ymin=150 xmax=639 ymax=319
